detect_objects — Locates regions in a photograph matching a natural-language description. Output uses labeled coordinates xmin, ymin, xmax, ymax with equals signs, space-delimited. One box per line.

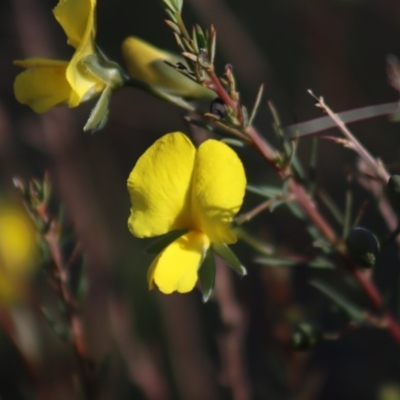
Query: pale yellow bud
xmin=121 ymin=36 xmax=215 ymax=100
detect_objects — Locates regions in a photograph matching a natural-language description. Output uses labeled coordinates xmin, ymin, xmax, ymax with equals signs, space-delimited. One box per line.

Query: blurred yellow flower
xmin=121 ymin=36 xmax=215 ymax=99
xmin=127 ymin=132 xmax=246 ymax=294
xmin=13 ymin=0 xmax=105 ymax=113
xmin=0 ymin=203 xmax=37 ymax=303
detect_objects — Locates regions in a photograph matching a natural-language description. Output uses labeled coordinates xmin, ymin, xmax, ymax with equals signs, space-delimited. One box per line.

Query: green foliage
xmin=255 ymin=256 xmax=334 ymax=269
xmin=310 ymin=280 xmax=365 ymax=322
xmin=198 ymin=248 xmax=216 ymax=302
xmin=212 ymin=243 xmax=247 ymax=276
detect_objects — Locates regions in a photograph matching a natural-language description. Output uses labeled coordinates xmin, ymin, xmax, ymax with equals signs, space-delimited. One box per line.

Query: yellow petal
xmin=148 ymin=231 xmax=210 ymax=294
xmin=62 ymin=0 xmax=104 ymax=106
xmin=191 ymin=140 xmax=246 ymax=244
xmin=66 ymin=42 xmax=104 ymax=107
xmin=127 ymin=132 xmax=196 ymax=237
xmin=14 ymin=59 xmax=71 ymax=113
xmin=53 ymin=0 xmax=95 ymax=49
xmin=121 ymin=36 xmax=214 ymax=99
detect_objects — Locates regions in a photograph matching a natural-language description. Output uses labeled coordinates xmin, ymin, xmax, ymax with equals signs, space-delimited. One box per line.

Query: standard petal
xmin=148 ymin=231 xmax=210 ymax=294
xmin=192 ymin=140 xmax=246 ymax=244
xmin=128 ymin=132 xmax=196 ymax=237
xmin=53 ymin=0 xmax=95 ymax=48
xmin=14 ymin=59 xmax=71 ymax=113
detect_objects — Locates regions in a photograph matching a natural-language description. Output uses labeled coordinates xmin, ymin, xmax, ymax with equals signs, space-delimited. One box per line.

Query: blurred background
xmin=2 ymin=0 xmax=400 ymax=399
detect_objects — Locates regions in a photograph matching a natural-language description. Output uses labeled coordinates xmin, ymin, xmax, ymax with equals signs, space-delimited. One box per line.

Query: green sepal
xmin=212 ymin=243 xmax=246 ymax=276
xmin=84 ymin=84 xmax=112 ymax=132
xmin=145 ymin=229 xmax=189 ymax=254
xmin=198 ymin=247 xmax=216 ymax=303
xmin=82 ymin=54 xmax=125 ymax=87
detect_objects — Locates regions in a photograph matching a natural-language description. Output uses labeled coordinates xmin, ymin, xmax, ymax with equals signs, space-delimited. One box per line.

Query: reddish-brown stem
xmin=236 ymin=197 xmax=286 ymax=225
xmin=205 ymin=68 xmax=400 ymax=344
xmin=45 ymin=222 xmax=96 ymax=399
xmin=207 ymin=69 xmax=238 ymax=110
xmin=251 ymin=126 xmax=400 ymax=343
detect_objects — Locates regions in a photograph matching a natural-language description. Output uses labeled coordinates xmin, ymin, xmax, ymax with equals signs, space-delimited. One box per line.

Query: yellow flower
xmin=13 ymin=0 xmax=105 ymax=113
xmin=121 ymin=36 xmax=215 ymax=99
xmin=0 ymin=203 xmax=38 ymax=304
xmin=127 ymin=132 xmax=246 ymax=294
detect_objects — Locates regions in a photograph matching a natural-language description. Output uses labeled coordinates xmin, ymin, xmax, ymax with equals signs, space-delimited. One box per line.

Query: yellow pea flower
xmin=13 ymin=0 xmax=105 ymax=113
xmin=121 ymin=36 xmax=215 ymax=99
xmin=0 ymin=203 xmax=38 ymax=304
xmin=127 ymin=132 xmax=246 ymax=294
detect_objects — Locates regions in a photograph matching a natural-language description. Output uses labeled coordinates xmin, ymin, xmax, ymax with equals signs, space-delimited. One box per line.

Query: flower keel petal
xmin=148 ymin=231 xmax=210 ymax=294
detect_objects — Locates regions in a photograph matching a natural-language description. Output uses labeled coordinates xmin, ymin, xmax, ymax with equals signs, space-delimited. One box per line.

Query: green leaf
xmin=269 ymin=199 xmax=285 ymax=212
xmin=255 ymin=256 xmax=334 ymax=269
xmin=209 ymin=25 xmax=216 ymax=64
xmin=164 ymin=7 xmax=178 ymax=23
xmin=246 ymin=184 xmax=283 ymax=199
xmin=164 ymin=19 xmax=181 ymax=34
xmin=145 ymin=229 xmax=189 ymax=254
xmin=212 ymin=243 xmax=247 ymax=276
xmin=248 ymin=84 xmax=264 ymax=126
xmin=310 ymin=279 xmax=365 ymax=322
xmin=185 ymin=116 xmax=242 ymax=138
xmin=195 ymin=24 xmax=207 ymax=49
xmin=221 ymin=138 xmax=245 ymax=147
xmin=161 ymin=0 xmax=182 ymax=13
xmin=84 ymin=84 xmax=113 ymax=132
xmin=198 ymin=248 xmax=216 ymax=302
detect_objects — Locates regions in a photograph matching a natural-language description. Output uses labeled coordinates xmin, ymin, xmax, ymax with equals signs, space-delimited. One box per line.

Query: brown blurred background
xmin=2 ymin=0 xmax=400 ymax=399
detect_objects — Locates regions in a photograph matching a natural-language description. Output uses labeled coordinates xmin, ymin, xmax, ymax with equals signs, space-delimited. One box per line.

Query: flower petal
xmin=53 ymin=0 xmax=95 ymax=49
xmin=121 ymin=36 xmax=214 ymax=99
xmin=53 ymin=0 xmax=103 ymax=106
xmin=128 ymin=132 xmax=196 ymax=238
xmin=14 ymin=59 xmax=71 ymax=113
xmin=148 ymin=231 xmax=210 ymax=294
xmin=191 ymin=140 xmax=246 ymax=244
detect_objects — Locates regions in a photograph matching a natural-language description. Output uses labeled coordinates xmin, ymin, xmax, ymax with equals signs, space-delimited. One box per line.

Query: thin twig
xmin=308 ymin=91 xmax=390 ymax=183
xmin=203 ymin=69 xmax=400 ymax=343
xmin=235 ymin=196 xmax=294 ymax=225
xmin=44 ymin=220 xmax=96 ymax=399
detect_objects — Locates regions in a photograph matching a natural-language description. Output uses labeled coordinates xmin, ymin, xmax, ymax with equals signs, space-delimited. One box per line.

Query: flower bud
xmin=121 ymin=36 xmax=214 ymax=99
xmin=387 ymin=175 xmax=400 ymax=214
xmin=290 ymin=321 xmax=322 ymax=351
xmin=345 ymin=227 xmax=379 ymax=268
